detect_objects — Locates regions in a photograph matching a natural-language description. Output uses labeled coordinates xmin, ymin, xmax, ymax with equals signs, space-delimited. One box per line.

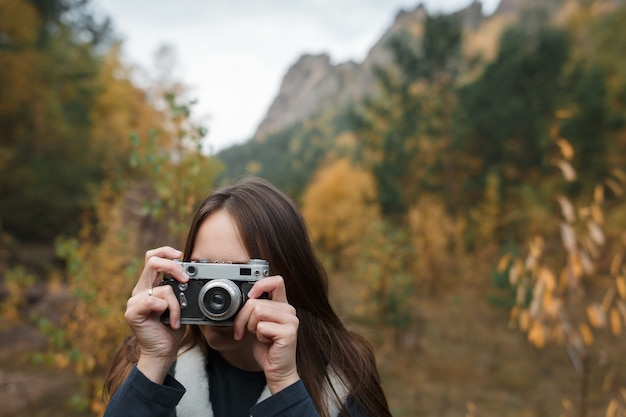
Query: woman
xmin=103 ymin=176 xmax=391 ymax=417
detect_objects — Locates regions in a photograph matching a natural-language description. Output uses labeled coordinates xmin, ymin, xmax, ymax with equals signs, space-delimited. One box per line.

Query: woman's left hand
xmin=233 ymin=275 xmax=300 ymax=394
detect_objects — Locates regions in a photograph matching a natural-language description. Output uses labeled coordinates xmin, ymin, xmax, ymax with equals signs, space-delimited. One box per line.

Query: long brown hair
xmin=105 ymin=176 xmax=391 ymax=417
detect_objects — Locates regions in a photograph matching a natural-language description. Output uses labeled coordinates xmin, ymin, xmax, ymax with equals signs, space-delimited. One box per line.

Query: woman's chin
xmin=199 ymin=325 xmax=236 ymax=348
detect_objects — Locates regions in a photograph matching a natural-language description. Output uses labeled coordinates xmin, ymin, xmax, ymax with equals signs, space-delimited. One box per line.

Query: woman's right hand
xmin=124 ymin=246 xmax=189 ymax=383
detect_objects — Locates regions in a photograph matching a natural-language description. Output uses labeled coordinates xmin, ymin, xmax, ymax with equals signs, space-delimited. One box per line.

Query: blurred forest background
xmin=2 ymin=0 xmax=626 ymax=416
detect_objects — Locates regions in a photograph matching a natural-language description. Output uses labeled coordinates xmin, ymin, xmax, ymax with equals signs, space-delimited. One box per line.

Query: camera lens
xmin=207 ymin=289 xmax=228 ymax=313
xmin=198 ymin=279 xmax=242 ymax=322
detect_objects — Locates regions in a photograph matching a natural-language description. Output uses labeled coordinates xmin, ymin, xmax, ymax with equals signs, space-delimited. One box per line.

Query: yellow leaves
xmin=519 ymin=309 xmax=531 ymax=332
xmin=529 ymin=268 xmax=558 ymax=319
xmin=529 ymin=281 xmax=545 ymax=318
xmin=516 ymin=283 xmax=528 ymax=305
xmin=47 ymin=181 xmax=144 ymax=380
xmin=525 ymin=236 xmax=544 ymax=271
xmin=560 ymin=223 xmax=577 ymax=253
xmin=0 ymin=0 xmax=39 ymax=44
xmin=557 ymin=195 xmax=576 ymax=223
xmin=605 ymin=399 xmax=622 ymax=417
xmin=594 ymin=183 xmax=605 ymax=203
xmin=602 ymin=288 xmax=617 ymax=314
xmin=611 ymin=252 xmax=624 ymax=276
xmin=501 ymin=132 xmax=626 ymax=413
xmin=587 ymin=220 xmax=606 ymax=246
xmin=528 ymin=321 xmax=547 ymax=348
xmin=580 ymin=250 xmax=595 ymax=275
xmin=558 ymin=267 xmax=571 ymax=292
xmin=587 ymin=303 xmax=607 ymax=329
xmin=509 ymin=259 xmax=524 ymax=286
xmin=554 ymin=159 xmax=577 ymax=182
xmin=529 ymin=236 xmax=545 ymax=257
xmin=556 ymin=138 xmax=575 ymax=161
xmin=591 ymin=204 xmax=604 ymax=225
xmin=539 ymin=267 xmax=557 ymax=292
xmin=579 ymin=323 xmax=594 ymax=346
xmin=610 ymin=308 xmax=622 ymax=336
xmin=616 ymin=276 xmax=626 ymax=299
xmin=507 ymin=187 xmax=625 ymax=357
xmin=0 ymin=266 xmax=36 ymax=327
xmin=543 ymin=291 xmax=560 ymax=319
xmin=497 ymin=254 xmax=511 ymax=273
xmin=302 ymin=158 xmax=380 ymax=264
xmin=54 ymin=353 xmax=71 ymax=370
xmin=408 ymin=194 xmax=467 ymax=293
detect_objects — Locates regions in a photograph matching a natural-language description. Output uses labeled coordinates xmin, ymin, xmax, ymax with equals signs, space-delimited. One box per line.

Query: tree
xmin=560 ymin=66 xmax=610 ymax=188
xmin=89 ymin=44 xmax=165 ymax=180
xmin=501 ymin=126 xmax=626 ymax=417
xmin=301 ymin=158 xmax=380 ymax=267
xmin=354 ymin=14 xmax=463 ymax=217
xmin=0 ymin=0 xmax=113 ymax=242
xmin=454 ymin=21 xmax=570 ymax=191
xmin=44 ymin=92 xmax=221 ymax=414
xmin=128 ymin=94 xmax=222 ymax=246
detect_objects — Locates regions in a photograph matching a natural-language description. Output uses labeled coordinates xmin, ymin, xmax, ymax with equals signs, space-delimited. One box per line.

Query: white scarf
xmin=172 ymin=346 xmax=348 ymax=417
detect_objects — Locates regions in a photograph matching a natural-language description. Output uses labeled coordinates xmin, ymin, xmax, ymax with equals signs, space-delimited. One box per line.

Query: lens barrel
xmin=198 ymin=279 xmax=242 ymax=321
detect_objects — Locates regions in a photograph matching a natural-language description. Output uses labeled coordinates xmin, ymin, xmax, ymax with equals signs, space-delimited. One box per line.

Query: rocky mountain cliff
xmin=252 ymin=0 xmax=571 ymax=140
xmin=253 ymin=1 xmax=484 ymax=139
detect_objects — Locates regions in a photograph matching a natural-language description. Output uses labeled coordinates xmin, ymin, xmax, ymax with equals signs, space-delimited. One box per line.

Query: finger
xmin=145 ymin=256 xmax=190 ymax=284
xmin=143 ymin=246 xmax=186 ymax=287
xmin=248 ymin=302 xmax=298 ymax=333
xmin=255 ymin=320 xmax=298 ymax=345
xmin=126 ymin=286 xmax=181 ymax=328
xmin=125 ymin=291 xmax=168 ymax=326
xmin=133 ymin=258 xmax=189 ymax=296
xmin=144 ymin=246 xmax=183 ymax=264
xmin=234 ymin=299 xmax=297 ymax=340
xmin=157 ymin=285 xmax=183 ymax=330
xmin=247 ymin=275 xmax=287 ymax=302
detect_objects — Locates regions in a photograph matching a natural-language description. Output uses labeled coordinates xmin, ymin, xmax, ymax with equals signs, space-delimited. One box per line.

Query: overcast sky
xmin=94 ymin=0 xmax=501 ymax=152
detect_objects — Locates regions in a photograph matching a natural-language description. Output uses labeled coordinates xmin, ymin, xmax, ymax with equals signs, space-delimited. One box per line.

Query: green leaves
xmin=126 ymin=93 xmax=220 ymax=246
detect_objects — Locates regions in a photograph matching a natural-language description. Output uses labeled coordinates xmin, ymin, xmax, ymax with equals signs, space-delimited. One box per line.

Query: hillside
xmin=250 ymin=0 xmax=562 ymax=142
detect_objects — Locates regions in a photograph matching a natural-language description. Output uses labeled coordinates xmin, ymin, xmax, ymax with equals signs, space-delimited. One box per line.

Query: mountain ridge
xmin=252 ymin=0 xmax=493 ymax=140
xmin=249 ymin=0 xmax=611 ymax=142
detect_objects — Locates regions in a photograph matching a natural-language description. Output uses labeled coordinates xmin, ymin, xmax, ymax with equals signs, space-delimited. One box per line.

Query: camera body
xmin=161 ymin=259 xmax=270 ymax=326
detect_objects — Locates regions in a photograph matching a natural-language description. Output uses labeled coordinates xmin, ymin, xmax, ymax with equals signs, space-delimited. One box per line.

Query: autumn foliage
xmin=302 ymin=158 xmax=380 ymax=266
xmin=3 ymin=1 xmax=626 ymax=417
xmin=500 ymin=122 xmax=626 ymax=416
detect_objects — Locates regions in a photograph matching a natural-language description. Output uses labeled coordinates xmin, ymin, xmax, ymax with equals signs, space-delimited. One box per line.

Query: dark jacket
xmin=103 ymin=366 xmax=327 ymax=417
xmin=103 ymin=346 xmax=369 ymax=417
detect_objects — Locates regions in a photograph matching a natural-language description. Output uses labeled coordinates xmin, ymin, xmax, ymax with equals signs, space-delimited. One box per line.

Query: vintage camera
xmin=161 ymin=259 xmax=270 ymax=325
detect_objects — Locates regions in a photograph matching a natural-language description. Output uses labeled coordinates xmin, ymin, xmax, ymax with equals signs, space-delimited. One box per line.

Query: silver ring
xmin=148 ymin=288 xmax=153 ymax=296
